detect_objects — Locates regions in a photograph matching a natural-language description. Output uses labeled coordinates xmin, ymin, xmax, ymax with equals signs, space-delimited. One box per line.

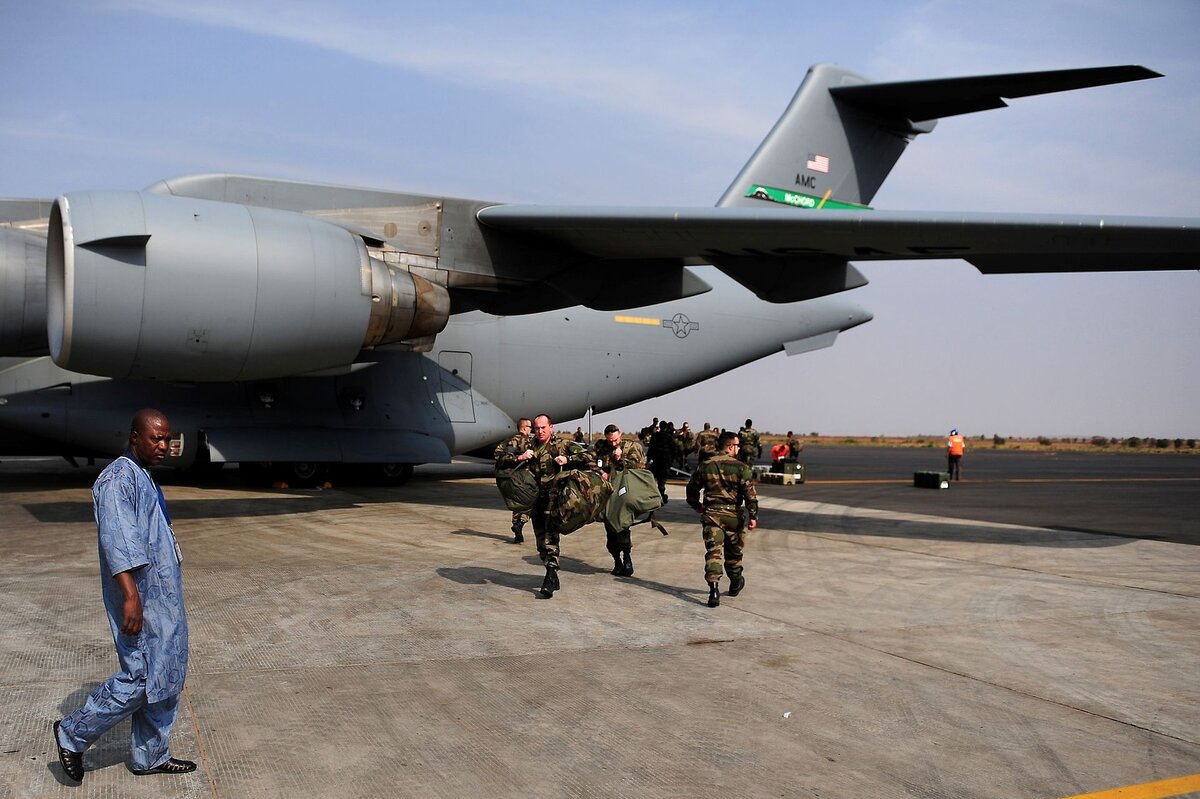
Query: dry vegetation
xmin=758 ymin=434 xmax=1198 ymax=454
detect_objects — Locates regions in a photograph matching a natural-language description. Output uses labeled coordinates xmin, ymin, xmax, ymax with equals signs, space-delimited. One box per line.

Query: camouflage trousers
xmin=510 ymin=510 xmax=530 ymax=528
xmin=604 ymin=519 xmax=631 ymax=557
xmin=649 ymin=463 xmax=671 ymax=497
xmin=531 ymin=501 xmax=559 ymax=570
xmin=700 ymin=508 xmax=747 ymax=583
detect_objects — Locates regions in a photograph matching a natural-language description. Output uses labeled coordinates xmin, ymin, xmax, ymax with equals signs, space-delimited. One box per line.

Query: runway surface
xmin=1 ymin=447 xmax=1197 ymax=798
xmin=769 ymin=446 xmax=1200 ymax=545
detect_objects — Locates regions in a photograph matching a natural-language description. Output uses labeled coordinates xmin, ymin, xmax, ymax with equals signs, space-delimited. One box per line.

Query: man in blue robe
xmin=53 ymin=409 xmax=196 ymax=782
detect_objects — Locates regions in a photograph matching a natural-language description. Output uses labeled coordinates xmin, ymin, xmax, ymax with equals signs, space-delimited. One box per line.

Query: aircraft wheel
xmin=376 ymin=462 xmax=414 ymax=486
xmin=271 ymin=461 xmax=327 ymax=487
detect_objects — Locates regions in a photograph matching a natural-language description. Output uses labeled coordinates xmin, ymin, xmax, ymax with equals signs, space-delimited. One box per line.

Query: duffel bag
xmin=495 ymin=463 xmax=539 ymax=512
xmin=603 ymin=467 xmax=663 ymax=531
xmin=546 ymin=469 xmax=612 ymax=535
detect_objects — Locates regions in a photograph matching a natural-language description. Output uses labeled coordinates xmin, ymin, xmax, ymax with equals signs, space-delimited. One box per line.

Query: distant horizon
xmin=558 ymin=422 xmax=1199 ymax=443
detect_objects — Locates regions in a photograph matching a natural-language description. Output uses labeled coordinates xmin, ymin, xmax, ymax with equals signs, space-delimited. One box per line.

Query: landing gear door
xmin=436 ymin=350 xmax=475 ymax=423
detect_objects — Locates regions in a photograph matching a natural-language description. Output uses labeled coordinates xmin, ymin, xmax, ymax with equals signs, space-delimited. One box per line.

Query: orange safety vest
xmin=771 ymin=443 xmax=789 ymax=461
xmin=948 ymin=435 xmax=965 ymax=456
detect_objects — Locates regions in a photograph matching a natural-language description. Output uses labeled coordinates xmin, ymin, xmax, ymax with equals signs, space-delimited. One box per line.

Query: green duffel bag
xmin=603 ymin=468 xmax=664 ymax=532
xmin=495 ymin=463 xmax=539 ymax=512
xmin=546 ymin=469 xmax=612 ymax=535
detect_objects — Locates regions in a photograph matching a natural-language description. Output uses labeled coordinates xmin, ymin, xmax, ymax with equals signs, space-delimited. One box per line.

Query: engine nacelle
xmin=47 ymin=191 xmax=449 ymax=381
xmin=0 ymin=227 xmax=49 ymax=355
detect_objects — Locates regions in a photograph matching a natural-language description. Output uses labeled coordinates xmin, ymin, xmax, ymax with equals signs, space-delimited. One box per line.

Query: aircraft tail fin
xmin=718 ymin=64 xmax=1160 ymax=210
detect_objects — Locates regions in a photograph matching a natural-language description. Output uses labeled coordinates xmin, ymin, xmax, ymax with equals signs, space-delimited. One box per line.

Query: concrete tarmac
xmin=1 ymin=449 xmax=1197 ymax=798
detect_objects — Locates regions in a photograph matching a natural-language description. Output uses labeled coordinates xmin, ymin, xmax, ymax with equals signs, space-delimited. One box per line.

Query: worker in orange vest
xmin=770 ymin=442 xmax=789 ymax=470
xmin=947 ymin=429 xmax=965 ymax=481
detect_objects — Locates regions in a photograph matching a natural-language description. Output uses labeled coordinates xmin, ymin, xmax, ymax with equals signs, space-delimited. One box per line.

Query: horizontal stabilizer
xmin=830 ymin=65 xmax=1160 ymax=122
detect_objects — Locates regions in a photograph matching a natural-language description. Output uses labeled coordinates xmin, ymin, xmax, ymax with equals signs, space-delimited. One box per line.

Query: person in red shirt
xmin=947 ymin=429 xmax=966 ymax=481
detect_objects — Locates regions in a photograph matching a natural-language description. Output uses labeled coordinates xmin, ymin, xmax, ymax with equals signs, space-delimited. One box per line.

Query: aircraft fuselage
xmin=0 ymin=269 xmax=869 ymax=466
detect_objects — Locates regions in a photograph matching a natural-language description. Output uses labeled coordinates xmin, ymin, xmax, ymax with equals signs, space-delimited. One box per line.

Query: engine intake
xmin=47 ymin=191 xmax=449 ymax=381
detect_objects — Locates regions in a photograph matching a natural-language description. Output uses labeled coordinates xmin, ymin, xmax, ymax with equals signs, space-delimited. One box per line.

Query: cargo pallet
xmin=913 ymin=471 xmax=951 ymax=489
xmin=753 ymin=463 xmax=805 ymax=485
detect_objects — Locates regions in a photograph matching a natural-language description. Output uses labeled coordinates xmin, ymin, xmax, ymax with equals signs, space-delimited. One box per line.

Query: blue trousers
xmin=57 ymin=650 xmax=181 ymax=771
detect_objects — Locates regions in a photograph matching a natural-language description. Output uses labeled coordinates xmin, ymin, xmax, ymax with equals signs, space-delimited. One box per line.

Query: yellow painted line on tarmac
xmin=748 ymin=478 xmax=1200 ymax=486
xmin=1060 ymin=772 xmax=1200 ymax=799
xmin=802 ymin=479 xmax=907 ymax=485
xmin=675 ymin=476 xmax=1199 ymax=486
xmin=1008 ymin=477 xmax=1200 ymax=484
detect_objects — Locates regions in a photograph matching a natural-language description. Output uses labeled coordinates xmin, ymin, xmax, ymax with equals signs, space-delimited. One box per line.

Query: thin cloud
xmin=106 ymin=0 xmax=770 ymax=142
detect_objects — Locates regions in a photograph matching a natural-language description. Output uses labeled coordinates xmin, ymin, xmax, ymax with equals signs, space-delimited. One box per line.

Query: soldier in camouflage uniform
xmin=648 ymin=421 xmax=679 ymax=503
xmin=493 ymin=417 xmax=533 ymax=543
xmin=639 ymin=418 xmax=659 ymax=446
xmin=686 ymin=431 xmax=759 ymax=608
xmin=515 ymin=414 xmax=599 ymax=598
xmin=676 ymin=422 xmax=695 ymax=469
xmin=737 ymin=418 xmax=762 ymax=465
xmin=786 ymin=430 xmax=803 ymax=460
xmin=695 ymin=422 xmax=719 ymax=464
xmin=593 ymin=424 xmax=646 ymax=577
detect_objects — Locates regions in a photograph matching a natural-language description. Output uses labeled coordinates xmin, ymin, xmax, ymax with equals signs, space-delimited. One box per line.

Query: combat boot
xmin=610 ymin=554 xmax=624 ymax=575
xmin=540 ymin=567 xmax=559 ymax=598
xmin=511 ymin=519 xmax=524 ymax=544
xmin=621 ymin=548 xmax=634 ymax=577
xmin=707 ymin=581 xmax=720 ymax=608
xmin=728 ymin=574 xmax=745 ymax=597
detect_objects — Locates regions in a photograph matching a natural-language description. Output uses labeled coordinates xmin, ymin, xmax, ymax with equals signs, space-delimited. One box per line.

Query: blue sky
xmin=2 ymin=1 xmax=1197 ymax=438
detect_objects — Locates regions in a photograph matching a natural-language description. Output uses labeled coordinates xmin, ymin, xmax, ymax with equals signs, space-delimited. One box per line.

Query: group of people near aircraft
xmin=494 ymin=414 xmax=759 ymax=608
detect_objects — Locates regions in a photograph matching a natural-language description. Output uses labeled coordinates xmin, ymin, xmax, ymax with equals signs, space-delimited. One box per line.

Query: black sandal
xmin=131 ymin=757 xmax=197 ymax=775
xmin=53 ymin=721 xmax=84 ymax=782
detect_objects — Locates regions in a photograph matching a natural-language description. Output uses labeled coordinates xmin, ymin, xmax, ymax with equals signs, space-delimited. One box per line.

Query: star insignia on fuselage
xmin=663 ymin=313 xmax=699 ymax=338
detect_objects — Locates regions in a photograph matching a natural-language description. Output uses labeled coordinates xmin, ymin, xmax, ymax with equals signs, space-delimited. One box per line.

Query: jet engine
xmin=46 ymin=191 xmax=449 ymax=381
xmin=0 ymin=227 xmax=48 ymax=355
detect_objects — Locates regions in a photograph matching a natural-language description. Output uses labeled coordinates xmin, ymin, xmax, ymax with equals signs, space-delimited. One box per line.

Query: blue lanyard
xmin=122 ymin=452 xmax=172 ymax=526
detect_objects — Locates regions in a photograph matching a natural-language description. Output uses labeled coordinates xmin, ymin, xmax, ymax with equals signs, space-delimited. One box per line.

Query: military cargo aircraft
xmin=1 ymin=63 xmax=1197 ymax=484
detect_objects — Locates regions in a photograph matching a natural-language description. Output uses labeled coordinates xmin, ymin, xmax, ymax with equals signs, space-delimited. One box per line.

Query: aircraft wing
xmin=476 ymin=205 xmax=1200 ymax=302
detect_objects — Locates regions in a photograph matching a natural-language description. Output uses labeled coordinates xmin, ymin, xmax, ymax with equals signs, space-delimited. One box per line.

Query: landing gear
xmin=375 ymin=462 xmax=414 ymax=486
xmin=271 ymin=461 xmax=327 ymax=487
xmin=244 ymin=461 xmax=415 ymax=487
xmin=331 ymin=462 xmax=415 ymax=486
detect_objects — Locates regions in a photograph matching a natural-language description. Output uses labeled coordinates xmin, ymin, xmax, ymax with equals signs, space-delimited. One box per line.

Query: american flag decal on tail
xmin=806 ymin=153 xmax=830 ymax=173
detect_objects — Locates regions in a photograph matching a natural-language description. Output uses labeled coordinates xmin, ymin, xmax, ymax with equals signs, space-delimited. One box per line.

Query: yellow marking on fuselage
xmin=1060 ymin=773 xmax=1200 ymax=799
xmin=614 ymin=315 xmax=661 ymax=326
xmin=816 ymin=189 xmax=833 ymax=209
